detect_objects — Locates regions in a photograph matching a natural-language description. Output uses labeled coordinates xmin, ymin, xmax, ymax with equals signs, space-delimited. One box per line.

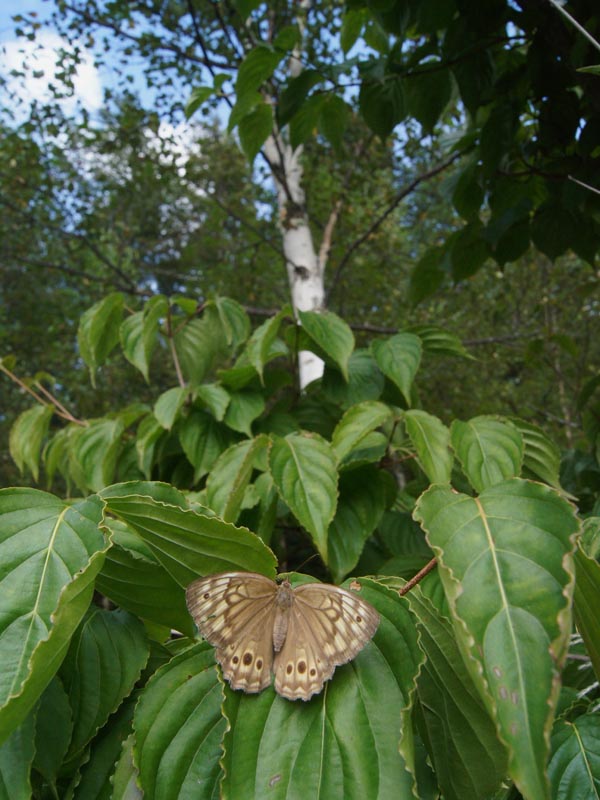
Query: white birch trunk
xmin=263 ymin=133 xmax=325 ymax=389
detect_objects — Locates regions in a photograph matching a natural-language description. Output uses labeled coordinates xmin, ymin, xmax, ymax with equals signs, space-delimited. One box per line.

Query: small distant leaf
xmin=406 ymin=324 xmax=472 ymax=359
xmin=577 ymin=64 xmax=600 ymax=75
xmin=509 ymin=417 xmax=562 ymax=489
xmin=341 ymin=8 xmax=367 ymax=53
xmin=77 ymin=293 xmax=124 ymax=385
xmin=178 ymin=410 xmax=235 ymax=482
xmin=319 ymin=95 xmax=350 ymax=151
xmin=404 ymin=409 xmax=453 ymax=484
xmin=289 ymin=93 xmax=327 ymax=148
xmin=451 ymin=416 xmax=524 ymax=492
xmin=278 ymin=70 xmax=322 ymax=126
xmin=9 ymin=404 xmax=53 ymax=481
xmin=359 ymin=77 xmax=405 ymax=138
xmin=298 ymin=309 xmax=354 ymax=381
xmin=224 ymin=391 xmax=265 ymax=436
xmin=371 ymin=333 xmax=422 ymax=404
xmin=120 ymin=295 xmax=167 ymax=382
xmin=269 ymin=432 xmax=338 ymax=562
xmin=245 ymin=309 xmax=287 ymax=382
xmin=331 ymin=400 xmax=391 ymax=461
xmin=185 ymin=85 xmax=216 ymax=119
xmin=236 ymin=45 xmax=285 ymax=99
xmin=205 ymin=437 xmax=267 ymax=522
xmin=153 ymin=387 xmax=188 ymax=430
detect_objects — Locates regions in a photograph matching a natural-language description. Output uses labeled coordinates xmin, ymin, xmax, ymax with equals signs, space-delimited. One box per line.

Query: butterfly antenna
xmin=291 ymin=553 xmax=320 ymax=574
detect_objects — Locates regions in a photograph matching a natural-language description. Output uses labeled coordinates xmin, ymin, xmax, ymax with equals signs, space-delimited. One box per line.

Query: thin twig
xmin=398 ymin=557 xmax=438 ymax=596
xmin=34 ymin=381 xmax=85 ymax=425
xmin=327 ymin=152 xmax=461 ymax=301
xmin=547 ymin=0 xmax=600 ymax=55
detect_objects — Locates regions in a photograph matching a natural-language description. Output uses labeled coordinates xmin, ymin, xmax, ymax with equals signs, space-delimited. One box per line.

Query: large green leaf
xmin=173 ymin=317 xmax=221 ymax=387
xmin=573 ymin=545 xmax=600 ymax=682
xmin=548 ymin=713 xmax=600 ymax=799
xmin=239 ymin=102 xmax=273 ymax=162
xmin=60 ymin=608 xmax=149 ymax=760
xmin=33 ymin=677 xmax=73 ymax=790
xmin=0 ymin=711 xmax=34 ymax=800
xmin=328 ymin=467 xmax=390 ymax=583
xmin=101 ymin=491 xmax=277 ymax=585
xmin=9 ymin=404 xmax=53 ymax=482
xmin=269 ymin=432 xmax=338 ymax=562
xmin=77 ymin=293 xmax=124 ymax=386
xmin=371 ymin=333 xmax=422 ymax=405
xmin=134 ymin=642 xmax=225 ymax=800
xmin=120 ymin=295 xmax=167 ymax=382
xmin=153 ymin=387 xmax=188 ymax=430
xmin=297 ymin=310 xmax=354 ymax=381
xmin=331 ymin=400 xmax=391 ymax=462
xmin=414 ymin=479 xmax=579 ymax=800
xmin=207 ymin=297 xmax=250 ymax=350
xmin=322 ymin=349 xmax=385 ymax=409
xmin=401 ymin=583 xmax=508 ymax=800
xmin=220 ymin=580 xmax=420 ymax=799
xmin=223 ymin=391 xmax=265 ymax=436
xmin=451 ymin=415 xmax=524 ymax=492
xmin=205 ymin=437 xmax=267 ymax=523
xmin=0 ymin=490 xmax=107 ymax=744
xmin=73 ymin=700 xmax=135 ymax=800
xmin=404 ymin=409 xmax=453 ymax=484
xmin=96 ymin=520 xmax=194 ymax=636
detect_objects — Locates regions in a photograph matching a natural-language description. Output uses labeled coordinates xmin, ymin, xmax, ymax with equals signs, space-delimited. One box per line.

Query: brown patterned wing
xmin=273 ymin=582 xmax=379 ymax=701
xmin=186 ymin=571 xmax=279 ymax=694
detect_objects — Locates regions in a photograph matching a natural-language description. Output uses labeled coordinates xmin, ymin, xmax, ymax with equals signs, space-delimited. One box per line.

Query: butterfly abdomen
xmin=273 ymin=580 xmax=294 ymax=651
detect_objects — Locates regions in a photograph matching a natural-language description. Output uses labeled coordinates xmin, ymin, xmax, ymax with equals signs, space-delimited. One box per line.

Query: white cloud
xmin=2 ymin=31 xmax=102 ymax=112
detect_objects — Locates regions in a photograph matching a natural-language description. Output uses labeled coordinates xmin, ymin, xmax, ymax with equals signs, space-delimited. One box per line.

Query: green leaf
xmin=195 ymin=383 xmax=231 ymax=421
xmin=298 ymin=309 xmax=354 ymax=381
xmin=236 ymin=45 xmax=285 ymax=99
xmin=404 ymin=409 xmax=453 ymax=484
xmin=119 ymin=295 xmax=167 ymax=382
xmin=359 ymin=77 xmax=405 ymax=138
xmin=208 ymin=297 xmax=250 ymax=348
xmin=289 ymin=93 xmax=327 ymax=148
xmin=340 ymin=8 xmax=367 ymax=53
xmin=573 ymin=545 xmax=600 ymax=682
xmin=319 ymin=95 xmax=350 ymax=151
xmin=77 ymin=293 xmax=124 ymax=386
xmin=0 ymin=490 xmax=107 ymax=744
xmin=269 ymin=432 xmax=338 ymax=562
xmin=509 ymin=417 xmax=562 ymax=489
xmin=331 ymin=400 xmax=391 ymax=461
xmin=73 ymin=700 xmax=135 ymax=800
xmin=96 ymin=526 xmax=195 ymax=637
xmin=402 ymin=584 xmax=508 ymax=800
xmin=0 ymin=711 xmax=35 ymax=800
xmin=404 ymin=67 xmax=451 ymax=132
xmin=135 ymin=414 xmax=165 ymax=478
xmin=60 ymin=608 xmax=149 ymax=760
xmin=173 ymin=317 xmax=221 ymax=387
xmin=178 ymin=410 xmax=235 ymax=482
xmin=328 ymin=467 xmax=390 ymax=582
xmin=245 ymin=310 xmax=287 ymax=382
xmin=9 ymin=404 xmax=53 ymax=481
xmin=408 ymin=245 xmax=447 ymax=305
xmin=154 ymin=387 xmax=188 ymax=430
xmin=414 ymin=479 xmax=579 ymax=800
xmin=134 ymin=642 xmax=225 ymax=800
xmin=101 ymin=492 xmax=277 ymax=586
xmin=531 ymin=204 xmax=574 ymax=261
xmin=205 ymin=437 xmax=267 ymax=523
xmin=185 ymin=85 xmax=217 ymax=119
xmin=406 ymin=324 xmax=472 ymax=359
xmin=451 ymin=415 xmax=524 ymax=492
xmin=221 ymin=579 xmax=420 ymax=799
xmin=70 ymin=418 xmax=124 ymax=492
xmin=449 ymin=222 xmax=490 ymax=280
xmin=224 ymin=390 xmax=265 ymax=436
xmin=33 ymin=677 xmax=72 ymax=789
xmin=110 ymin=731 xmax=142 ymax=800
xmin=322 ymin=349 xmax=385 ymax=409
xmin=548 ymin=713 xmax=600 ymax=799
xmin=371 ymin=332 xmax=422 ymax=404
xmin=239 ymin=101 xmax=274 ymax=162
xmin=278 ymin=70 xmax=322 ymax=126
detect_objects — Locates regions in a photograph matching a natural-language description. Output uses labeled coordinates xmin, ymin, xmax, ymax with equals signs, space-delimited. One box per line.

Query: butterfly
xmin=185 ymin=571 xmax=380 ymax=701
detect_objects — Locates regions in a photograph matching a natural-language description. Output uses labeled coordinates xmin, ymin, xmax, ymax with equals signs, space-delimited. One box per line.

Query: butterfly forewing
xmin=186 ymin=572 xmax=279 ymax=693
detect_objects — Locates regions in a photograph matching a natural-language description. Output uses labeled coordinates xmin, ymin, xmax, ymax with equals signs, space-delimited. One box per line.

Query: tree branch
xmin=327 ymin=152 xmax=462 ymax=302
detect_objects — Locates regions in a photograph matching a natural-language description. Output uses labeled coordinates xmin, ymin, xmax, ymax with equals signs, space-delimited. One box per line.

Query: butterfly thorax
xmin=273 ymin=579 xmax=294 ymax=652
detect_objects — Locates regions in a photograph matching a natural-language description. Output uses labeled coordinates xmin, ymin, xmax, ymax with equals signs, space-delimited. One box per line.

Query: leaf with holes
xmin=414 ymin=479 xmax=578 ymax=800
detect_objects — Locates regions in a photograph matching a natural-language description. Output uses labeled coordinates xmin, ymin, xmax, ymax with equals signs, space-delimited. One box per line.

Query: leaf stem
xmin=398 ymin=557 xmax=437 ymax=596
xmin=166 ymin=305 xmax=187 ymax=388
